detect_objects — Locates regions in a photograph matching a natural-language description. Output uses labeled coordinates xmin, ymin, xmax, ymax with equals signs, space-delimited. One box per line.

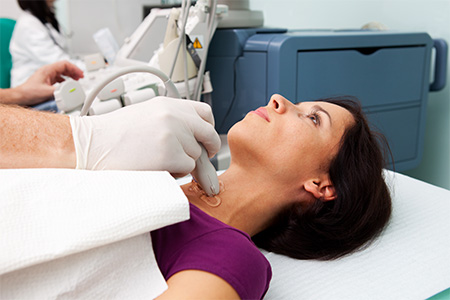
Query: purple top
xmin=151 ymin=203 xmax=272 ymax=299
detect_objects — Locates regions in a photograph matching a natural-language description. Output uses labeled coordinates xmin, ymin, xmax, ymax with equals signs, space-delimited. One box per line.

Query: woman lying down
xmin=152 ymin=94 xmax=392 ymax=299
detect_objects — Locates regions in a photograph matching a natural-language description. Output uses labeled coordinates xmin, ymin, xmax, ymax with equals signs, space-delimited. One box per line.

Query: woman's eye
xmin=308 ymin=113 xmax=320 ymax=125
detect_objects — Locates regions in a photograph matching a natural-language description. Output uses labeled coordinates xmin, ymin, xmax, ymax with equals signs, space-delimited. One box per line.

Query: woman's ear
xmin=304 ymin=179 xmax=337 ymax=202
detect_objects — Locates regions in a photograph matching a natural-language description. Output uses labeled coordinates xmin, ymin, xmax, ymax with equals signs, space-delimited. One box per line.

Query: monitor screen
xmin=127 ymin=14 xmax=168 ymax=63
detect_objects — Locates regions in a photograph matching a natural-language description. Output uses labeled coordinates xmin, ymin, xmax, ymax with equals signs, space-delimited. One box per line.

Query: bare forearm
xmin=0 ymin=88 xmax=27 ymax=105
xmin=0 ymin=105 xmax=76 ymax=168
xmin=0 ymin=84 xmax=53 ymax=106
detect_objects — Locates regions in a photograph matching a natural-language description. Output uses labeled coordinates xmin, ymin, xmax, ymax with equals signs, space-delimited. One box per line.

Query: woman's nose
xmin=268 ymin=94 xmax=289 ymax=114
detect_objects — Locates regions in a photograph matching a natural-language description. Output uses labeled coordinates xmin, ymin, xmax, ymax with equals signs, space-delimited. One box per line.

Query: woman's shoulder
xmin=182 ymin=204 xmax=270 ymax=267
xmin=13 ymin=11 xmax=46 ymax=37
xmin=174 ymin=227 xmax=272 ymax=299
xmin=153 ymin=206 xmax=271 ymax=270
xmin=181 ymin=215 xmax=272 ymax=295
xmin=152 ymin=205 xmax=272 ymax=299
xmin=200 ymin=227 xmax=272 ymax=276
xmin=15 ymin=11 xmax=44 ymax=27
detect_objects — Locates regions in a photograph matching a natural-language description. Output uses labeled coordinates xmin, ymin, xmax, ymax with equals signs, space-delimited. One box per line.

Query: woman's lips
xmin=251 ymin=107 xmax=270 ymax=122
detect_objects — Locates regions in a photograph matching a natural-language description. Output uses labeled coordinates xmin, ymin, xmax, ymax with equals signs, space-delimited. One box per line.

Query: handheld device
xmin=53 ymin=80 xmax=86 ymax=113
xmin=191 ymin=145 xmax=220 ymax=196
xmin=76 ymin=65 xmax=220 ymax=196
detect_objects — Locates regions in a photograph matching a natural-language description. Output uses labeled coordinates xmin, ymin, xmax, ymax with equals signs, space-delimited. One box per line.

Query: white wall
xmin=59 ymin=0 xmax=161 ymax=55
xmin=0 ymin=0 xmax=160 ymax=55
xmin=0 ymin=0 xmax=22 ymax=19
xmin=250 ymin=0 xmax=450 ymax=190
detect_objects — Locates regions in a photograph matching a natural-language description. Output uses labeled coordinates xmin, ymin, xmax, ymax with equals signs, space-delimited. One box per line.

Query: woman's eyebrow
xmin=313 ymin=105 xmax=332 ymax=126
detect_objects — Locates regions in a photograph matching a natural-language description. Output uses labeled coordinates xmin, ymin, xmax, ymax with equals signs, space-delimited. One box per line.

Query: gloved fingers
xmin=171 ymin=172 xmax=190 ymax=178
xmin=188 ymin=100 xmax=216 ymax=127
xmin=184 ymin=101 xmax=221 ymax=156
xmin=165 ymin=149 xmax=197 ymax=175
xmin=177 ymin=129 xmax=203 ymax=161
xmin=190 ymin=122 xmax=221 ymax=158
xmin=151 ymin=97 xmax=215 ymax=126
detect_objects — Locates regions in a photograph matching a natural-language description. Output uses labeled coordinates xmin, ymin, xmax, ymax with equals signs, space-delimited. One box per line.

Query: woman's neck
xmin=181 ymin=166 xmax=284 ymax=236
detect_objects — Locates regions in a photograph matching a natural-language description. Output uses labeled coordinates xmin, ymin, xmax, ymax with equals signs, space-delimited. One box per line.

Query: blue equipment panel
xmin=207 ymin=29 xmax=445 ymax=171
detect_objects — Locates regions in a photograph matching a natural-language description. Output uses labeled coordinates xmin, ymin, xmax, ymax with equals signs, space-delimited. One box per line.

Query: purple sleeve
xmin=166 ymin=228 xmax=271 ymax=299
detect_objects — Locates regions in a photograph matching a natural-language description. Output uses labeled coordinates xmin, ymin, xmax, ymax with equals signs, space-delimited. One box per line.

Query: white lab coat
xmin=9 ymin=11 xmax=85 ymax=87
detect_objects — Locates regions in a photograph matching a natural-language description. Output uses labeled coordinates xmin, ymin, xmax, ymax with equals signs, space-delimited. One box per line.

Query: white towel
xmin=0 ymin=169 xmax=189 ymax=299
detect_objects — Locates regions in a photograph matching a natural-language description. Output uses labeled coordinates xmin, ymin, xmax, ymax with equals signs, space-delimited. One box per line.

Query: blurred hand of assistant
xmin=70 ymin=97 xmax=221 ymax=176
xmin=16 ymin=61 xmax=84 ymax=106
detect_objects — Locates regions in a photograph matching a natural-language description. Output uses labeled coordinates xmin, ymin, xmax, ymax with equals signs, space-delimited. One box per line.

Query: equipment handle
xmin=80 ymin=66 xmax=180 ymax=116
xmin=430 ymin=39 xmax=448 ymax=92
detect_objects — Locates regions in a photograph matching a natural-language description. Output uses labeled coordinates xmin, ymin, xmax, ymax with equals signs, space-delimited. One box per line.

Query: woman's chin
xmin=227 ymin=121 xmax=246 ymax=149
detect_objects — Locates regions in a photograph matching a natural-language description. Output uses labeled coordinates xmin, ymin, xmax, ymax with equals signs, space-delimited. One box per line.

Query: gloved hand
xmin=70 ymin=97 xmax=221 ymax=176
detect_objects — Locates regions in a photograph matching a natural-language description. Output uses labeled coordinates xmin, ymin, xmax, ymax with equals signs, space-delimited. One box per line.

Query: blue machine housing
xmin=207 ymin=29 xmax=445 ymax=171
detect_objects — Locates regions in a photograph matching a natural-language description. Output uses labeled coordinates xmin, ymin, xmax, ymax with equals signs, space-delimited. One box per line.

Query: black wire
xmin=218 ymin=55 xmax=240 ymax=132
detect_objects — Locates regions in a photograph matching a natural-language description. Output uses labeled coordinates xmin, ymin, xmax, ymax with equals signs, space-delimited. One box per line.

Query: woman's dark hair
xmin=18 ymin=0 xmax=60 ymax=32
xmin=253 ymin=96 xmax=392 ymax=260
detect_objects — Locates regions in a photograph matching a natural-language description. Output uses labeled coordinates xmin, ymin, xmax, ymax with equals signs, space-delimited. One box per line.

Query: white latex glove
xmin=70 ymin=97 xmax=221 ymax=175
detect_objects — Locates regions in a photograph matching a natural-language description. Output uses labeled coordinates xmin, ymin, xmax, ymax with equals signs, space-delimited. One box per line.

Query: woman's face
xmin=228 ymin=94 xmax=354 ymax=184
